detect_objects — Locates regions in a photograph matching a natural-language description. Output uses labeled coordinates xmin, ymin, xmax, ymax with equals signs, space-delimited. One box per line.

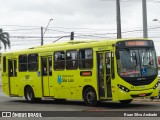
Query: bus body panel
xmin=1 ymin=38 xmax=159 ymax=105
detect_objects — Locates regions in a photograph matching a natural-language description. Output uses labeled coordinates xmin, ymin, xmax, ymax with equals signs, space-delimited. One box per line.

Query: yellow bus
xmin=1 ymin=38 xmax=159 ymax=106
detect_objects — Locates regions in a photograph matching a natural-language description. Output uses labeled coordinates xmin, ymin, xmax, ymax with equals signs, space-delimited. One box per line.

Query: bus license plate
xmin=139 ymin=93 xmax=146 ymax=97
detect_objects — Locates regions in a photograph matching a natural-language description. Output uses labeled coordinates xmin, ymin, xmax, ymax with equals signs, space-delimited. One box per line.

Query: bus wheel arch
xmin=83 ymin=85 xmax=97 ymax=106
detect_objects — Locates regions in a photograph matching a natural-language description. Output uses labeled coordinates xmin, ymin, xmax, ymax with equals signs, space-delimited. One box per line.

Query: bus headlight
xmin=153 ymin=82 xmax=159 ymax=89
xmin=117 ymin=84 xmax=130 ymax=92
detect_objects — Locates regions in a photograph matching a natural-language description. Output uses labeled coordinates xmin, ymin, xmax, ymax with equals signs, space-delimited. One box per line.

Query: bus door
xmin=97 ymin=51 xmax=112 ymax=99
xmin=8 ymin=59 xmax=17 ymax=95
xmin=41 ymin=56 xmax=52 ymax=96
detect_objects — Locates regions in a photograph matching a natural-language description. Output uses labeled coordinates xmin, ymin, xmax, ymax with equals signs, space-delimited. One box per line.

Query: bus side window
xmin=79 ymin=49 xmax=93 ymax=69
xmin=66 ymin=50 xmax=78 ymax=70
xmin=28 ymin=54 xmax=38 ymax=71
xmin=54 ymin=51 xmax=65 ymax=70
xmin=3 ymin=56 xmax=6 ymax=72
xmin=19 ymin=54 xmax=27 ymax=72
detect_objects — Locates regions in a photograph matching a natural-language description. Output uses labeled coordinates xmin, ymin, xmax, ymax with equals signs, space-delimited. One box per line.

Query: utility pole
xmin=142 ymin=0 xmax=148 ymax=38
xmin=41 ymin=18 xmax=53 ymax=46
xmin=41 ymin=27 xmax=43 ymax=46
xmin=116 ymin=0 xmax=122 ymax=39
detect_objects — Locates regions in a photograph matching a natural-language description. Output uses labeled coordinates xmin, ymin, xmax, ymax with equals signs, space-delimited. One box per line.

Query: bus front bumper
xmin=117 ymin=88 xmax=159 ymax=101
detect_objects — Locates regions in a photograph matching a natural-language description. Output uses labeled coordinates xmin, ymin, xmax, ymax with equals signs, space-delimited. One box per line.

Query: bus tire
xmin=24 ymin=86 xmax=41 ymax=103
xmin=119 ymin=99 xmax=132 ymax=105
xmin=84 ymin=87 xmax=97 ymax=106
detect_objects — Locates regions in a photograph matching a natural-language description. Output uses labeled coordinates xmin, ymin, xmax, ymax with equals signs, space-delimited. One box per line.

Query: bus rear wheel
xmin=24 ymin=86 xmax=41 ymax=103
xmin=119 ymin=99 xmax=132 ymax=105
xmin=84 ymin=87 xmax=97 ymax=106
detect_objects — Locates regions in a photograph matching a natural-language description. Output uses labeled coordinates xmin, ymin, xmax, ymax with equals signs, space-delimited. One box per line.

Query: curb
xmin=134 ymin=98 xmax=160 ymax=102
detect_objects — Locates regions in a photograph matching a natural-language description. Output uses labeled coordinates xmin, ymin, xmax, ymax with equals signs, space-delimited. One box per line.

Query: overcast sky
xmin=1 ymin=0 xmax=160 ymax=55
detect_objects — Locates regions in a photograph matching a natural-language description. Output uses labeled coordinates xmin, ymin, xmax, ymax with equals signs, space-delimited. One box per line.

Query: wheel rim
xmin=86 ymin=91 xmax=95 ymax=104
xmin=27 ymin=91 xmax=33 ymax=101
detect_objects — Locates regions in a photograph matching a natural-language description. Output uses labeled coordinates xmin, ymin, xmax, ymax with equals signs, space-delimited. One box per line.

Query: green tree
xmin=0 ymin=28 xmax=10 ymax=50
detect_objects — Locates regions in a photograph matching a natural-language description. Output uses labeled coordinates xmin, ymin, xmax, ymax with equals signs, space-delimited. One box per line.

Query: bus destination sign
xmin=125 ymin=41 xmax=146 ymax=46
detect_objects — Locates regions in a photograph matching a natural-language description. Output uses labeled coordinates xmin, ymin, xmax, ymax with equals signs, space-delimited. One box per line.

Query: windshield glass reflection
xmin=117 ymin=49 xmax=157 ymax=77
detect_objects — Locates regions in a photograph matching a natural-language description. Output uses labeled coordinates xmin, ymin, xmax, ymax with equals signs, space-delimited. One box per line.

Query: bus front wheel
xmin=84 ymin=87 xmax=97 ymax=106
xmin=119 ymin=99 xmax=132 ymax=105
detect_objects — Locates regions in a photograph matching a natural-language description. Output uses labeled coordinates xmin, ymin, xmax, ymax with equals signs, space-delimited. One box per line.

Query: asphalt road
xmin=0 ymin=88 xmax=160 ymax=120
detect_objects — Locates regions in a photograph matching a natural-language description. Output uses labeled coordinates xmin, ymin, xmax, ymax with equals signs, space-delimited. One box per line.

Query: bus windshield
xmin=117 ymin=48 xmax=157 ymax=77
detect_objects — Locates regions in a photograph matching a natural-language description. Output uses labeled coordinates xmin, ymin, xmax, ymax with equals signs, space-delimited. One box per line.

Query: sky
xmin=1 ymin=0 xmax=160 ymax=55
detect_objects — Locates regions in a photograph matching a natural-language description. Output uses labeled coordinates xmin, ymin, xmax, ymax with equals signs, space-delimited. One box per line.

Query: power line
xmin=5 ymin=26 xmax=160 ymax=40
xmin=2 ymin=24 xmax=160 ymax=50
xmin=4 ymin=28 xmax=40 ymax=31
xmin=0 ymin=24 xmax=41 ymax=28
